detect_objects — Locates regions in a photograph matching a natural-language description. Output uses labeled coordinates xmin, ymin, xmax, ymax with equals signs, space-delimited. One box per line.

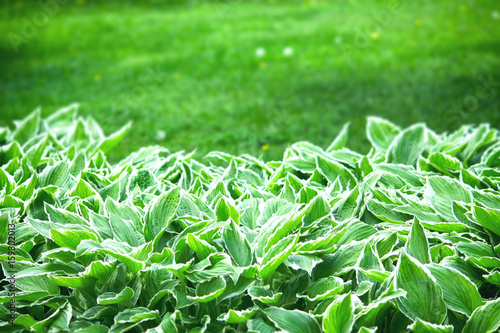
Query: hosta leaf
xmin=424 ymin=176 xmax=473 ymax=221
xmin=323 ymin=293 xmax=354 ymax=333
xmin=187 ymin=233 xmax=217 ymax=260
xmin=472 ymin=205 xmax=500 ymax=237
xmin=407 ymin=318 xmax=454 ymax=333
xmin=218 ymin=307 xmax=258 ymax=324
xmin=40 ymin=160 xmax=70 ymax=188
xmin=109 ymin=308 xmax=159 ymax=333
xmin=109 ymin=214 xmax=144 ymax=247
xmin=395 ymin=251 xmax=446 ymax=324
xmin=284 ymin=254 xmax=322 ymax=276
xmin=387 ymin=123 xmax=427 ymax=165
xmin=93 ymin=121 xmax=131 ymax=155
xmin=248 ymin=286 xmax=283 ymax=305
xmin=366 ymin=117 xmax=400 ymax=153
xmin=316 ymin=157 xmax=357 ymax=189
xmin=187 ymin=277 xmax=227 ymax=303
xmin=215 ymin=197 xmax=240 ymax=223
xmin=462 ymin=298 xmax=500 ymax=333
xmin=264 ymin=307 xmax=322 ymax=333
xmin=426 ymin=264 xmax=483 ymax=316
xmin=259 ymin=233 xmax=299 ymax=282
xmin=97 ymin=287 xmax=134 ymax=305
xmin=222 ymin=218 xmax=252 ymax=267
xmin=50 ymin=229 xmax=98 ymax=250
xmin=247 ymin=317 xmax=277 ymax=333
xmin=306 ymin=276 xmax=344 ymax=301
xmin=143 ymin=186 xmax=181 ymax=241
xmin=12 ymin=108 xmax=40 ymax=145
xmin=405 ymin=218 xmax=431 ymax=264
xmin=484 ymin=271 xmax=500 ymax=286
xmin=327 ymin=122 xmax=350 ymax=152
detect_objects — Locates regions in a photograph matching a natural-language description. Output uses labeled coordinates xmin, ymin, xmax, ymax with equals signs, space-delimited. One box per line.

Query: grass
xmin=1 ymin=0 xmax=500 ymax=161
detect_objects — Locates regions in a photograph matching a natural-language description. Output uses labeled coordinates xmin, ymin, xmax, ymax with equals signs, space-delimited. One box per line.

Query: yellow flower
xmin=261 ymin=144 xmax=270 ymax=151
xmin=370 ymin=32 xmax=379 ymax=40
xmin=94 ymin=74 xmax=101 ymax=82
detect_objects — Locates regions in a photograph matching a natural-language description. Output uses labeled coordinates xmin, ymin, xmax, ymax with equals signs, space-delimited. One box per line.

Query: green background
xmin=1 ymin=0 xmax=499 ymax=161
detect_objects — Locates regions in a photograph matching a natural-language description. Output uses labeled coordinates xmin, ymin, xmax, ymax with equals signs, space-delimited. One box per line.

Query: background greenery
xmin=1 ymin=0 xmax=499 ymax=161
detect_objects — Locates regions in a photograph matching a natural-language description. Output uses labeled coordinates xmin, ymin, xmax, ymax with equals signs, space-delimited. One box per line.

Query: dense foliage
xmin=1 ymin=105 xmax=500 ymax=332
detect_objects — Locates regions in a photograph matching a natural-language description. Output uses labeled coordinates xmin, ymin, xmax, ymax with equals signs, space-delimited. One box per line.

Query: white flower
xmin=334 ymin=36 xmax=342 ymax=45
xmin=493 ymin=11 xmax=499 ymax=19
xmin=155 ymin=130 xmax=166 ymax=141
xmin=283 ymin=47 xmax=293 ymax=57
xmin=255 ymin=47 xmax=266 ymax=58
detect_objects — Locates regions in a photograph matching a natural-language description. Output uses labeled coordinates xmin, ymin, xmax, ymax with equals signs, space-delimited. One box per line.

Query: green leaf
xmin=97 ymin=287 xmax=134 ymax=305
xmin=387 ymin=123 xmax=427 ymax=165
xmin=264 ymin=307 xmax=322 ymax=333
xmin=222 ymin=218 xmax=252 ymax=267
xmin=215 ymin=197 xmax=240 ymax=223
xmin=366 ymin=117 xmax=401 ymax=153
xmin=218 ymin=307 xmax=258 ymax=324
xmin=187 ymin=234 xmax=217 ymax=260
xmin=187 ymin=277 xmax=227 ymax=303
xmin=316 ymin=157 xmax=357 ymax=189
xmin=407 ymin=318 xmax=454 ymax=333
xmin=109 ymin=308 xmax=159 ymax=333
xmin=462 ymin=298 xmax=500 ymax=333
xmin=426 ymin=263 xmax=483 ymax=316
xmin=424 ymin=176 xmax=473 ymax=221
xmin=259 ymin=233 xmax=299 ymax=282
xmin=323 ymin=293 xmax=354 ymax=333
xmin=109 ymin=214 xmax=144 ymax=247
xmin=50 ymin=229 xmax=98 ymax=250
xmin=395 ymin=251 xmax=447 ymax=324
xmin=405 ymin=218 xmax=431 ymax=264
xmin=143 ymin=186 xmax=181 ymax=242
xmin=93 ymin=121 xmax=131 ymax=155
xmin=40 ymin=160 xmax=70 ymax=188
xmin=327 ymin=122 xmax=350 ymax=152
xmin=12 ymin=108 xmax=40 ymax=145
xmin=472 ymin=205 xmax=500 ymax=237
xmin=306 ymin=276 xmax=344 ymax=302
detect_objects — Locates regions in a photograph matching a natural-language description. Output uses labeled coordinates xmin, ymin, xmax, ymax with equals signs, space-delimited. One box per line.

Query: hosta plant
xmin=1 ymin=104 xmax=500 ymax=332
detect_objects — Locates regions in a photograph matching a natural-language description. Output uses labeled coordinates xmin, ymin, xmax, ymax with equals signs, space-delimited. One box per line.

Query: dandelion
xmin=93 ymin=74 xmax=101 ymax=82
xmin=255 ymin=47 xmax=265 ymax=58
xmin=283 ymin=47 xmax=293 ymax=57
xmin=155 ymin=130 xmax=166 ymax=141
xmin=261 ymin=144 xmax=270 ymax=151
xmin=492 ymin=11 xmax=499 ymax=19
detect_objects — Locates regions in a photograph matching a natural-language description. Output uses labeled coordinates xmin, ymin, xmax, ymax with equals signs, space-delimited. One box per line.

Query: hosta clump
xmin=1 ymin=104 xmax=500 ymax=332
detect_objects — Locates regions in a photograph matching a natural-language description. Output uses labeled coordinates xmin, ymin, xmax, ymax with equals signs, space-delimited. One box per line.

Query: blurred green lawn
xmin=1 ymin=0 xmax=499 ymax=161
